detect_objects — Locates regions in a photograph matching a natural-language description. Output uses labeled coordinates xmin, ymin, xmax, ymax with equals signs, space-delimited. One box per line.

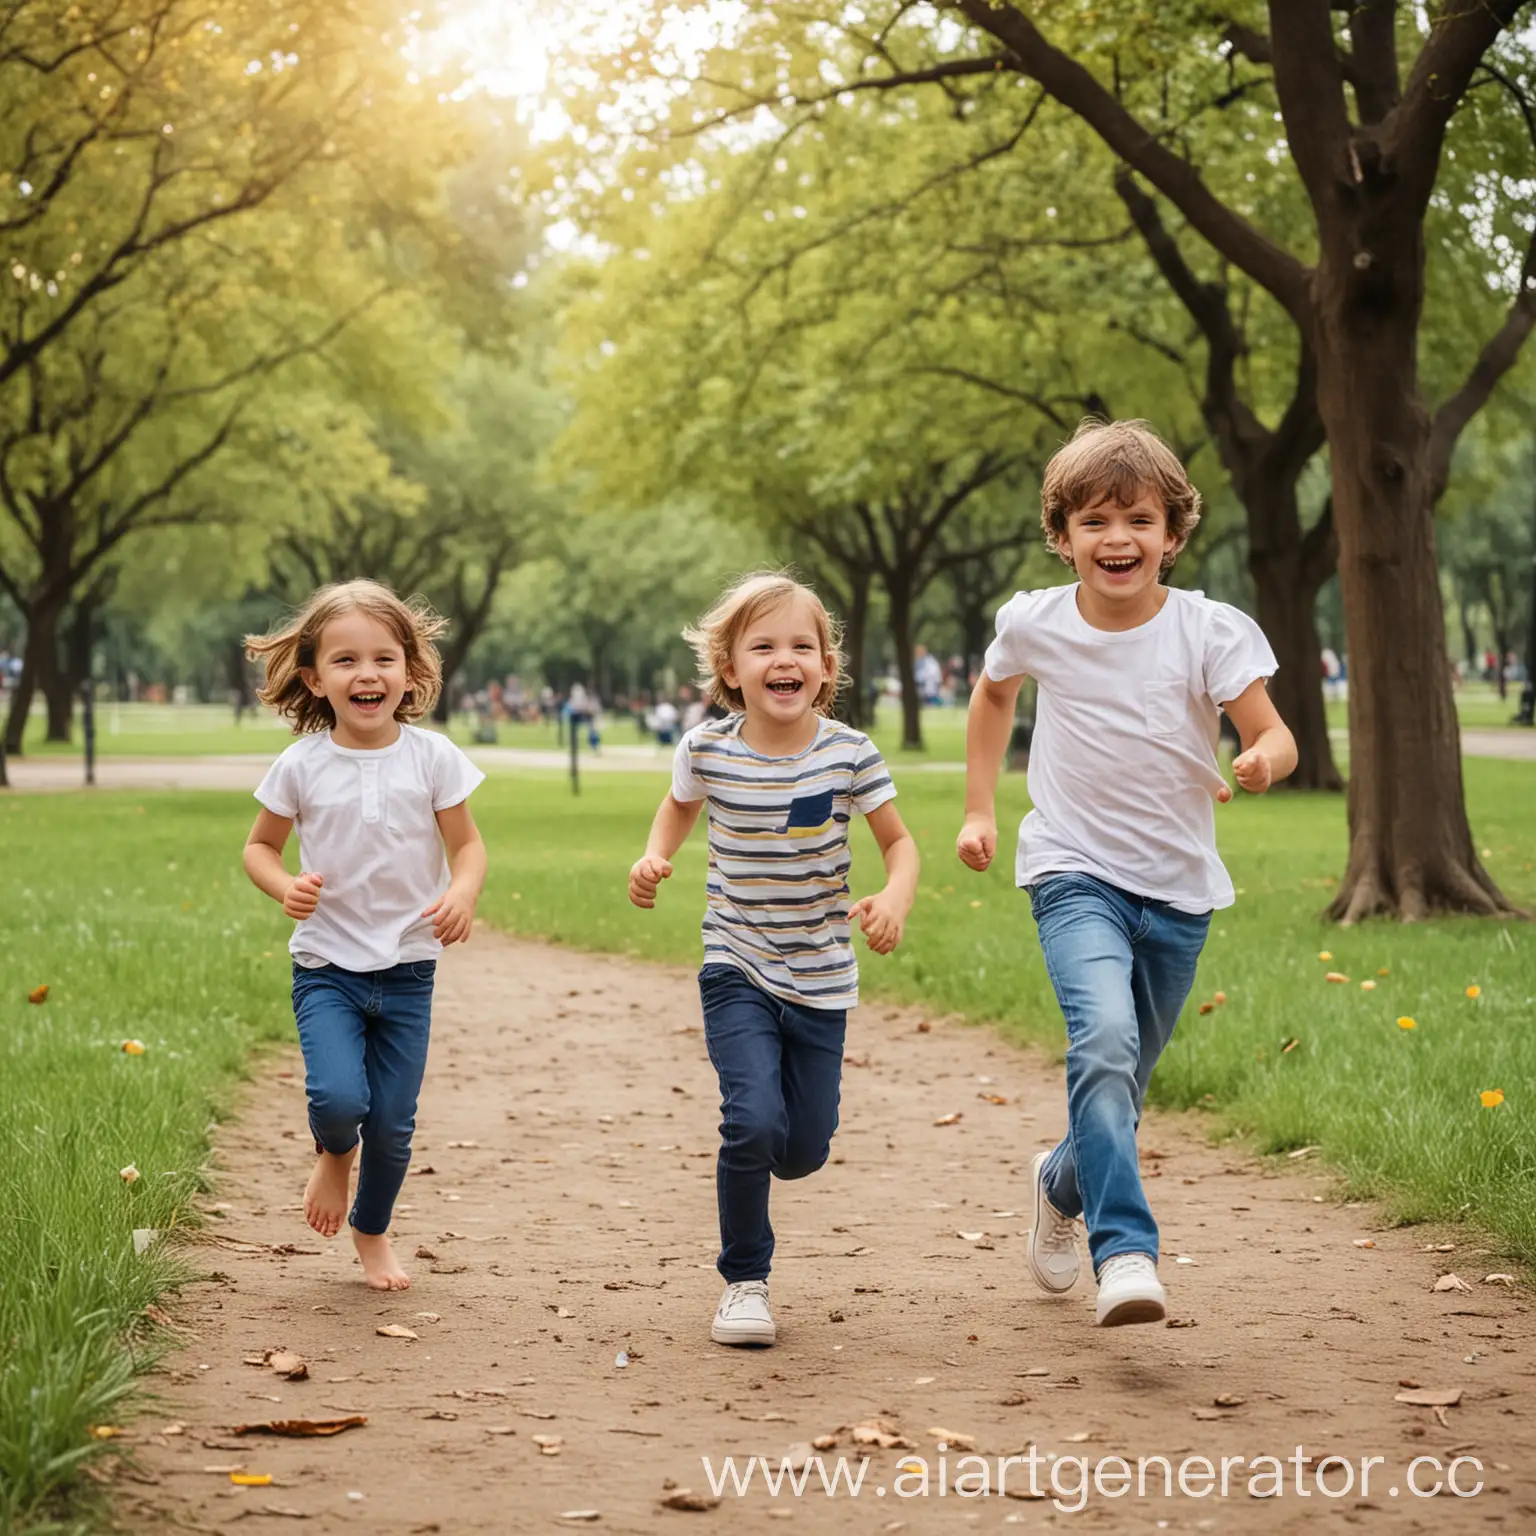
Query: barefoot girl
xmin=628 ymin=573 xmax=919 ymax=1346
xmin=242 ymin=580 xmax=487 ymax=1291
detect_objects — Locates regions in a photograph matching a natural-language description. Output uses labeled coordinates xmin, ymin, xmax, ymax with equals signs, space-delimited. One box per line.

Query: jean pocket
xmin=1143 ymin=680 xmax=1187 ymax=738
xmin=409 ymin=961 xmax=438 ymax=982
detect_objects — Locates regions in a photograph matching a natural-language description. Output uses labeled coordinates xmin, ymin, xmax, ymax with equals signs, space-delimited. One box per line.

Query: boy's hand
xmin=956 ymin=813 xmax=997 ymax=872
xmin=1223 ymin=748 xmax=1273 ymax=800
xmin=424 ymin=886 xmax=476 ymax=945
xmin=629 ymin=855 xmax=672 ymax=909
xmin=848 ymin=890 xmax=905 ymax=955
xmin=283 ymin=872 xmax=323 ymax=920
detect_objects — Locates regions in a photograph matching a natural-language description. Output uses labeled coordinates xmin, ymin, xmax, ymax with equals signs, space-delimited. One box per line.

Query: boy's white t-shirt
xmin=254 ymin=724 xmax=485 ymax=972
xmin=983 ymin=584 xmax=1277 ymax=913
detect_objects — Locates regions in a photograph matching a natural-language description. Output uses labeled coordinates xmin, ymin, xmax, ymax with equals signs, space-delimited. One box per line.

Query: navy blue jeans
xmin=291 ymin=960 xmax=435 ymax=1235
xmin=1028 ymin=874 xmax=1211 ymax=1274
xmin=699 ymin=964 xmax=846 ymax=1283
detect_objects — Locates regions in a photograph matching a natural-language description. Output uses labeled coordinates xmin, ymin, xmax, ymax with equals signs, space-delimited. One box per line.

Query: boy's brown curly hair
xmin=1041 ymin=418 xmax=1202 ymax=571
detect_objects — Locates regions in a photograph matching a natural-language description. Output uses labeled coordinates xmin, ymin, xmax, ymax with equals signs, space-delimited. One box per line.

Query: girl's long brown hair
xmin=245 ymin=579 xmax=448 ymax=734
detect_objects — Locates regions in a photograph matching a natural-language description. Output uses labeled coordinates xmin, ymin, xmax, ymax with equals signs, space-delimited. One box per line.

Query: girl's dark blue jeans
xmin=699 ymin=963 xmax=846 ymax=1282
xmin=291 ymin=959 xmax=435 ymax=1235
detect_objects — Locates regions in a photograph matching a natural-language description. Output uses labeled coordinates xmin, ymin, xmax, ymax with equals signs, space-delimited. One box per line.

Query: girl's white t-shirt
xmin=984 ymin=584 xmax=1277 ymax=913
xmin=254 ymin=725 xmax=485 ymax=972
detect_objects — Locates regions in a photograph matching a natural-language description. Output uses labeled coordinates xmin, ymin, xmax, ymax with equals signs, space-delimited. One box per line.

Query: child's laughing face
xmin=1066 ymin=488 xmax=1176 ymax=603
xmin=725 ymin=595 xmax=829 ymax=728
xmin=303 ymin=608 xmax=408 ymax=746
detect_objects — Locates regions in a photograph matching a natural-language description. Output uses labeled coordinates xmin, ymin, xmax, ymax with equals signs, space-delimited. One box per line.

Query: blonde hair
xmin=684 ymin=572 xmax=843 ymax=716
xmin=1040 ymin=418 xmax=1202 ymax=571
xmin=245 ymin=579 xmax=448 ymax=734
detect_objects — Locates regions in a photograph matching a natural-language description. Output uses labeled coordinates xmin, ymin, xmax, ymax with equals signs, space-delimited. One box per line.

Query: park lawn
xmin=1 ymin=761 xmax=1532 ymax=1527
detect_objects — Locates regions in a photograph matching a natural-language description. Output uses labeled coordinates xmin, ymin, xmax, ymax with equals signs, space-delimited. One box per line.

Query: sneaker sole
xmin=1095 ymin=1295 xmax=1166 ymax=1327
xmin=1026 ymin=1150 xmax=1078 ymax=1295
xmin=711 ymin=1323 xmax=776 ymax=1347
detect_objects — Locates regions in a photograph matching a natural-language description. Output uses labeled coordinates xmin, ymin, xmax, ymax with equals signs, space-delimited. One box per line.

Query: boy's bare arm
xmin=1221 ymin=679 xmax=1298 ymax=798
xmin=958 ymin=672 xmax=1024 ymax=871
xmin=848 ymin=801 xmax=919 ymax=955
xmin=244 ymin=810 xmax=322 ymax=918
xmin=629 ymin=793 xmax=704 ymax=908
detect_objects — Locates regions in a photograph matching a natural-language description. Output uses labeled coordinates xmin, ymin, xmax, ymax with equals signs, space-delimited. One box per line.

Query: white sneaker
xmin=711 ymin=1280 xmax=776 ymax=1347
xmin=1026 ymin=1150 xmax=1081 ymax=1294
xmin=1095 ymin=1253 xmax=1166 ymax=1327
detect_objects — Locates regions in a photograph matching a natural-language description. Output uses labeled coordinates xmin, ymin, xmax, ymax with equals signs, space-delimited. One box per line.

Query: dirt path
xmin=116 ymin=935 xmax=1536 ymax=1534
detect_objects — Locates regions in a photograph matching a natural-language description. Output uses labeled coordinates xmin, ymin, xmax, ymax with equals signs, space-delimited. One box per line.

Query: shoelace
xmin=722 ymin=1281 xmax=769 ymax=1315
xmin=1042 ymin=1209 xmax=1078 ymax=1247
xmin=1098 ymin=1253 xmax=1151 ymax=1283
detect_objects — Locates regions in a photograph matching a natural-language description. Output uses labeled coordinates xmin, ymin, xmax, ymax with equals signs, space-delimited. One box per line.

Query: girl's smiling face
xmin=724 ymin=594 xmax=830 ymax=728
xmin=303 ymin=608 xmax=409 ymax=745
xmin=1066 ymin=488 xmax=1176 ymax=603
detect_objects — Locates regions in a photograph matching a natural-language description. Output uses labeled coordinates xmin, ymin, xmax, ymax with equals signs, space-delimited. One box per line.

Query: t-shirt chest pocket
xmin=777 ymin=787 xmax=835 ymax=836
xmin=1143 ymin=680 xmax=1188 ymax=738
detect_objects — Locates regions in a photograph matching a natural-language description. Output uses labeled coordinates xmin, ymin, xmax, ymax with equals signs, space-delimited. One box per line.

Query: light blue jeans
xmin=1028 ymin=873 xmax=1211 ymax=1274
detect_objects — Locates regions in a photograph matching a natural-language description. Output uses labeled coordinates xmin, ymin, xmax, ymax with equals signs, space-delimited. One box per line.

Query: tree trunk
xmin=4 ymin=598 xmax=65 ymax=756
xmin=839 ymin=568 xmax=872 ymax=727
xmin=40 ymin=608 xmax=72 ymax=743
xmin=887 ymin=572 xmax=922 ymax=751
xmin=1246 ymin=486 xmax=1343 ymax=792
xmin=1313 ymin=259 xmax=1509 ymax=919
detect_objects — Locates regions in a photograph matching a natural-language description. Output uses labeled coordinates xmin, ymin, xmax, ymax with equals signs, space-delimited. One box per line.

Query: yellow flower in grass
xmin=1396 ymin=1017 xmax=1417 ymax=1031
xmin=1465 ymin=985 xmax=1482 ymax=1000
xmin=1480 ymin=1089 xmax=1504 ymax=1109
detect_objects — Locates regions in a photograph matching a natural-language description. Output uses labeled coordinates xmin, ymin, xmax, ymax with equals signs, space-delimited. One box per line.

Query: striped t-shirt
xmin=671 ymin=713 xmax=897 ymax=1010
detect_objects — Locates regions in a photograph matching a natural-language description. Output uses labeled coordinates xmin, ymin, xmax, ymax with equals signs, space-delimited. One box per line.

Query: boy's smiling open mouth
xmin=1097 ymin=555 xmax=1141 ymax=575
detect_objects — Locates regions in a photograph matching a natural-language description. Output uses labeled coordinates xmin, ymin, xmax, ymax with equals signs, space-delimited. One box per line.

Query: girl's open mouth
xmin=766 ymin=678 xmax=803 ymax=697
xmin=350 ymin=693 xmax=386 ymax=712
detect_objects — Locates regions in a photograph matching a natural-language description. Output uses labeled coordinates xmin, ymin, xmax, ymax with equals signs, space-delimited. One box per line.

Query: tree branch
xmin=1344 ymin=0 xmax=1401 ymax=125
xmin=1265 ymin=0 xmax=1355 ymax=227
xmin=952 ymin=0 xmax=1310 ymax=315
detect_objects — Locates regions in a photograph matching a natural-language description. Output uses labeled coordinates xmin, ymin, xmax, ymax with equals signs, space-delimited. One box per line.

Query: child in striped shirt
xmin=628 ymin=573 xmax=920 ymax=1348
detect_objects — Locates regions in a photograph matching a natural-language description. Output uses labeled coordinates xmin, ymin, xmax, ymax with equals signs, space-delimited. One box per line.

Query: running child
xmin=956 ymin=420 xmax=1296 ymax=1326
xmin=629 ymin=573 xmax=920 ymax=1347
xmin=243 ymin=579 xmax=487 ymax=1292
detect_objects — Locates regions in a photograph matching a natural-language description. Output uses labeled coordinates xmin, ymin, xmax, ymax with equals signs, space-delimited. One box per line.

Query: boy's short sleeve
xmin=983 ymin=592 xmax=1035 ymax=681
xmin=850 ymin=738 xmax=897 ymax=815
xmin=432 ymin=734 xmax=486 ymax=811
xmin=1204 ymin=603 xmax=1279 ymax=708
xmin=254 ymin=748 xmax=298 ymax=818
xmin=671 ymin=731 xmax=708 ymax=802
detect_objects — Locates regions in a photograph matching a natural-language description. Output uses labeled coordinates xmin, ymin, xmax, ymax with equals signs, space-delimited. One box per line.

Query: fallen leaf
xmin=1213 ymin=1394 xmax=1246 ymax=1408
xmin=933 ymin=1112 xmax=963 ymax=1127
xmin=1352 ymin=1239 xmax=1376 ymax=1249
xmin=87 ymin=1425 xmax=123 ymax=1440
xmin=1197 ymin=1002 xmax=1215 ymax=1016
xmin=232 ymin=1417 xmax=367 ymax=1437
xmin=659 ymin=1490 xmax=720 ymax=1511
xmin=1423 ymin=1243 xmax=1456 ymax=1253
xmin=1324 ymin=972 xmax=1350 ymax=984
xmin=230 ymin=1473 xmax=272 ymax=1487
xmin=926 ymin=1426 xmax=976 ymax=1450
xmin=533 ymin=1434 xmax=563 ymax=1456
xmin=1394 ymin=1388 xmax=1462 ymax=1408
xmin=376 ymin=1325 xmax=418 ymax=1340
xmin=1191 ymin=1408 xmax=1224 ymax=1421
xmin=1433 ymin=1274 xmax=1473 ymax=1293
xmin=1483 ymin=1273 xmax=1515 ymax=1286
xmin=977 ymin=1092 xmax=1008 ymax=1105
xmin=266 ymin=1352 xmax=308 ymax=1381
xmin=1360 ymin=980 xmax=1377 ymax=991
xmin=119 ymin=1164 xmax=139 ymax=1185
xmin=414 ymin=1246 xmax=437 ymax=1260
xmin=812 ymin=1433 xmax=838 ymax=1450
xmin=122 ymin=1039 xmax=146 ymax=1055
xmin=1286 ymin=1145 xmax=1320 ymax=1160
xmin=28 ymin=984 xmax=49 ymax=1004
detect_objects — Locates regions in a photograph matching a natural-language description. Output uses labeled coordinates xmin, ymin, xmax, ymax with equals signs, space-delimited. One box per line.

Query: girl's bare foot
xmin=303 ymin=1149 xmax=355 ymax=1238
xmin=352 ymin=1228 xmax=410 ymax=1290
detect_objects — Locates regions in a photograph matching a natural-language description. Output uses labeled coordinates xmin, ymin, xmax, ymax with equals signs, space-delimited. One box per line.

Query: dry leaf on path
xmin=266 ymin=1352 xmax=308 ymax=1381
xmin=485 ymin=1426 xmax=517 ymax=1436
xmin=1394 ymin=1388 xmax=1462 ymax=1408
xmin=414 ymin=1246 xmax=437 ymax=1260
xmin=977 ymin=1092 xmax=1008 ymax=1105
xmin=1191 ymin=1408 xmax=1224 ymax=1421
xmin=1352 ymin=1239 xmax=1376 ymax=1249
xmin=1432 ymin=1274 xmax=1473 ymax=1294
xmin=933 ymin=1112 xmax=963 ymax=1127
xmin=232 ymin=1417 xmax=366 ymax=1437
xmin=1483 ymin=1273 xmax=1515 ymax=1286
xmin=1423 ymin=1243 xmax=1456 ymax=1253
xmin=812 ymin=1433 xmax=838 ymax=1450
xmin=533 ymin=1434 xmax=563 ymax=1456
xmin=926 ymin=1426 xmax=976 ymax=1450
xmin=376 ymin=1324 xmax=418 ymax=1339
xmin=659 ymin=1490 xmax=720 ymax=1511
xmin=1213 ymin=1394 xmax=1246 ymax=1408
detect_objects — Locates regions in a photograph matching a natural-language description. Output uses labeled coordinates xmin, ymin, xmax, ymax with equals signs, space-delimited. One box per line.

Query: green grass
xmin=2 ymin=761 xmax=1534 ymax=1528
xmin=0 ymin=798 xmax=293 ymax=1532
